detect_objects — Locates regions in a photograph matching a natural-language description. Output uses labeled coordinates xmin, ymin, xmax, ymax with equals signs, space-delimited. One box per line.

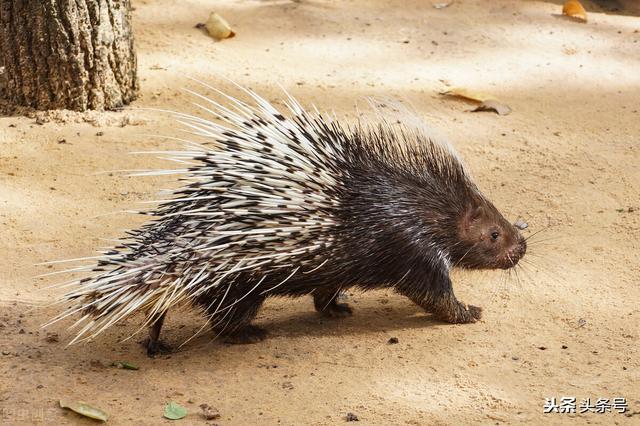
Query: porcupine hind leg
xmin=313 ymin=289 xmax=353 ymax=318
xmin=396 ymin=270 xmax=482 ymax=324
xmin=210 ymin=296 xmax=268 ymax=344
xmin=146 ymin=312 xmax=172 ymax=357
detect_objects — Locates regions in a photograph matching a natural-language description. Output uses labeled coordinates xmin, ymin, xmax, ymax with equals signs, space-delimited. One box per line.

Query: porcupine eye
xmin=490 ymin=231 xmax=500 ymax=241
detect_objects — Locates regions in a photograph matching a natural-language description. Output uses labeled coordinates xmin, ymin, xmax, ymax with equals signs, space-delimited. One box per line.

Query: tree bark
xmin=0 ymin=0 xmax=138 ymax=111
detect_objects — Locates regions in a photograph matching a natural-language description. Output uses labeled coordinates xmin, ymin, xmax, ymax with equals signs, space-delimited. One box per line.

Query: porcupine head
xmin=453 ymin=198 xmax=527 ymax=270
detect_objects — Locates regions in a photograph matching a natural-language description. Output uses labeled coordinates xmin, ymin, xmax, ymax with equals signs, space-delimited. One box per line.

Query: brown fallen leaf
xmin=432 ymin=1 xmax=453 ymax=9
xmin=440 ymin=87 xmax=511 ymax=116
xmin=562 ymin=0 xmax=587 ymax=22
xmin=471 ymin=100 xmax=512 ymax=116
xmin=440 ymin=87 xmax=491 ymax=103
xmin=202 ymin=12 xmax=235 ymax=40
xmin=59 ymin=400 xmax=108 ymax=422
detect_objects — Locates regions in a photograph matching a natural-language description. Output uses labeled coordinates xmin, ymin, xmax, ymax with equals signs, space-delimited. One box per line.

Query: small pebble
xmin=387 ymin=337 xmax=399 ymax=344
xmin=199 ymin=404 xmax=220 ymax=420
xmin=345 ymin=412 xmax=359 ymax=422
xmin=45 ymin=333 xmax=59 ymax=343
xmin=514 ymin=219 xmax=528 ymax=230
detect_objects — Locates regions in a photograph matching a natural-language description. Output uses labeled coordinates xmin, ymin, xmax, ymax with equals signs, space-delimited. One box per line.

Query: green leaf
xmin=163 ymin=401 xmax=187 ymax=420
xmin=111 ymin=361 xmax=139 ymax=370
xmin=59 ymin=400 xmax=109 ymax=421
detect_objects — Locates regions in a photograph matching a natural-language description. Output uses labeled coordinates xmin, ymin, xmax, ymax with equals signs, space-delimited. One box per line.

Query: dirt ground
xmin=1 ymin=0 xmax=639 ymax=424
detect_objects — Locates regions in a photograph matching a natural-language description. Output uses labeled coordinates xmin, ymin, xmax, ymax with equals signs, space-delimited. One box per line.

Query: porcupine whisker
xmin=524 ymin=236 xmax=566 ymax=247
xmin=490 ymin=270 xmax=506 ymax=300
xmin=452 ymin=241 xmax=479 ymax=269
xmin=518 ymin=256 xmax=551 ymax=273
xmin=518 ymin=258 xmax=558 ymax=284
xmin=515 ymin=263 xmax=531 ymax=289
xmin=521 ymin=252 xmax=557 ymax=264
xmin=511 ymin=262 xmax=524 ymax=293
xmin=522 ymin=225 xmax=555 ymax=242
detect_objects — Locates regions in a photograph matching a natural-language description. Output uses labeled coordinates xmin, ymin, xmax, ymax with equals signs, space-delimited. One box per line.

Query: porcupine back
xmin=46 ymin=86 xmax=475 ymax=343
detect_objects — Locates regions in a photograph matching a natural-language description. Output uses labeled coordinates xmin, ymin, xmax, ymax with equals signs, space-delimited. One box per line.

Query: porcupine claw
xmin=146 ymin=339 xmax=173 ymax=357
xmin=437 ymin=303 xmax=483 ymax=324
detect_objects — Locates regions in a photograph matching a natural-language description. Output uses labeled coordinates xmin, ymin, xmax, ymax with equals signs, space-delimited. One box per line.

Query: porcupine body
xmin=49 ymin=86 xmax=527 ymax=355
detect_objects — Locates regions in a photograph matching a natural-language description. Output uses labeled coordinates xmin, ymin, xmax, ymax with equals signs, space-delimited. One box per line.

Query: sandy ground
xmin=1 ymin=0 xmax=639 ymax=424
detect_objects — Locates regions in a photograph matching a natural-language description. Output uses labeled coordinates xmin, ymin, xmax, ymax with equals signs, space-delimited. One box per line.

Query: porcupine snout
xmin=502 ymin=237 xmax=526 ymax=269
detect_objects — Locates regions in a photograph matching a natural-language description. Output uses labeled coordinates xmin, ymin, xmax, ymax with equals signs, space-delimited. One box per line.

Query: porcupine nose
xmin=499 ymin=238 xmax=526 ymax=269
xmin=509 ymin=238 xmax=527 ymax=265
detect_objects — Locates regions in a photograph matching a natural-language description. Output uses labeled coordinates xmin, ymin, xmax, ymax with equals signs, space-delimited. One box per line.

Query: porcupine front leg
xmin=396 ymin=268 xmax=482 ymax=324
xmin=209 ymin=295 xmax=268 ymax=344
xmin=313 ymin=289 xmax=353 ymax=318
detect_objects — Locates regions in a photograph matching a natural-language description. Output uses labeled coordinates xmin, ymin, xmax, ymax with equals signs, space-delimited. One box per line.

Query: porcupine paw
xmin=223 ymin=325 xmax=268 ymax=344
xmin=438 ymin=302 xmax=483 ymax=324
xmin=145 ymin=340 xmax=173 ymax=358
xmin=319 ymin=302 xmax=353 ymax=318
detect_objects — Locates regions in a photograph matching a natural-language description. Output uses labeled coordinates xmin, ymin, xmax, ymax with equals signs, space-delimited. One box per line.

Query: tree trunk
xmin=0 ymin=0 xmax=138 ymax=111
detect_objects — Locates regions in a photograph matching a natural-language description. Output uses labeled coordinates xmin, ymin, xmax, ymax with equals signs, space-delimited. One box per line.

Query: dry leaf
xmin=440 ymin=87 xmax=512 ymax=115
xmin=204 ymin=12 xmax=235 ymax=40
xmin=562 ymin=0 xmax=587 ymax=22
xmin=59 ymin=400 xmax=108 ymax=422
xmin=471 ymin=100 xmax=512 ymax=116
xmin=432 ymin=1 xmax=453 ymax=9
xmin=440 ymin=87 xmax=492 ymax=103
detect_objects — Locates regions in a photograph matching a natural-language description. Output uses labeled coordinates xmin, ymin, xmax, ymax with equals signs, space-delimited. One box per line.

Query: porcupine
xmin=47 ymin=85 xmax=527 ymax=356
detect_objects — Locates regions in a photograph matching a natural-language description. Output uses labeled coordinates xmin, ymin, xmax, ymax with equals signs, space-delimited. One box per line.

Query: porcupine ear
xmin=460 ymin=204 xmax=485 ymax=234
xmin=471 ymin=205 xmax=485 ymax=221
